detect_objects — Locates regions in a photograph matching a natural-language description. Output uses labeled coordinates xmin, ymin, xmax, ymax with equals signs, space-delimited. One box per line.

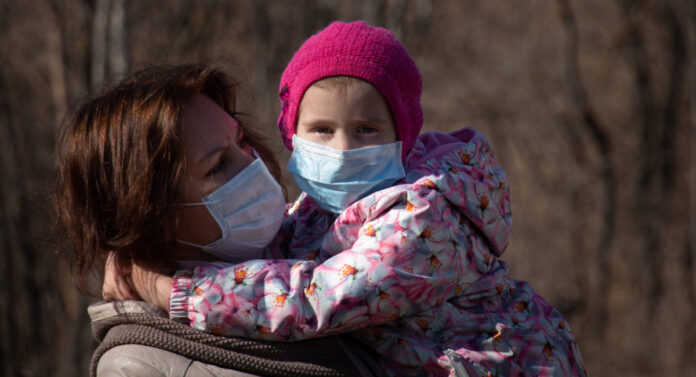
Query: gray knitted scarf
xmin=91 ymin=311 xmax=384 ymax=377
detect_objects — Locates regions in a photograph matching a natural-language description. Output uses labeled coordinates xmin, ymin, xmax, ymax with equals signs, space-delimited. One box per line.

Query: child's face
xmin=296 ymin=79 xmax=396 ymax=150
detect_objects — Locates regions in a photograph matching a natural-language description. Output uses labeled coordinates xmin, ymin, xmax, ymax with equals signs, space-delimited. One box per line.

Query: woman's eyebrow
xmin=197 ymin=144 xmax=226 ymax=165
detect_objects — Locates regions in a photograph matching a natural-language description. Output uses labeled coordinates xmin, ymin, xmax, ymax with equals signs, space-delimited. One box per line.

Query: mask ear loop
xmin=175 ymin=238 xmax=207 ymax=249
xmin=172 ymin=202 xmax=209 ymax=248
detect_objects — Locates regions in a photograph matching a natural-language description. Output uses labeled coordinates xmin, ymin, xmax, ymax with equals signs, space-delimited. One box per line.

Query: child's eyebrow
xmin=351 ymin=118 xmax=391 ymax=124
xmin=300 ymin=117 xmax=335 ymax=125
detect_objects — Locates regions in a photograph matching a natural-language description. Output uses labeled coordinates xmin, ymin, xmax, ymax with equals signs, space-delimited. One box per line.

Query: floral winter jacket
xmin=169 ymin=128 xmax=587 ymax=377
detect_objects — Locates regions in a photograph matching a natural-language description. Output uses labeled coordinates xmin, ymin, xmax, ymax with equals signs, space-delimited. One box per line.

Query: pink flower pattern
xmin=173 ymin=128 xmax=587 ymax=376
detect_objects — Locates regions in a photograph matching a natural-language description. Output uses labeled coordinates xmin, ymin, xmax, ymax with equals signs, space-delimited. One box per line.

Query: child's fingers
xmin=102 ymin=252 xmax=139 ymax=301
xmin=130 ymin=263 xmax=173 ymax=311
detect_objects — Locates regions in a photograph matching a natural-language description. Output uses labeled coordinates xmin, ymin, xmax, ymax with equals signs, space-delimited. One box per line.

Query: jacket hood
xmin=404 ymin=128 xmax=512 ymax=256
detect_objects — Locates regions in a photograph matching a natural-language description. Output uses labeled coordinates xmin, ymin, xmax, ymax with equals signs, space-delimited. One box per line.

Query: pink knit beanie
xmin=277 ymin=20 xmax=423 ymax=161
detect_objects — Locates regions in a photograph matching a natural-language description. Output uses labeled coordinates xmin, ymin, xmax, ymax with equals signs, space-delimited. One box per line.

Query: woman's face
xmin=174 ymin=94 xmax=255 ymax=258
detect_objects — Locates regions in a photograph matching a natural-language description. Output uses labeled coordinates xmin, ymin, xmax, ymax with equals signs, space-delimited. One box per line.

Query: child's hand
xmin=102 ymin=252 xmax=173 ymax=313
xmin=102 ymin=252 xmax=139 ymax=302
xmin=129 ymin=261 xmax=173 ymax=312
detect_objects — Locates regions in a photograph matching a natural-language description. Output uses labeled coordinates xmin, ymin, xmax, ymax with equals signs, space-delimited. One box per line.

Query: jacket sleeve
xmin=170 ymin=180 xmax=488 ymax=341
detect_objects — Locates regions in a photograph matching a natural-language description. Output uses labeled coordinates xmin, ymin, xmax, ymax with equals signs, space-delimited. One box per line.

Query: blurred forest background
xmin=0 ymin=0 xmax=694 ymax=376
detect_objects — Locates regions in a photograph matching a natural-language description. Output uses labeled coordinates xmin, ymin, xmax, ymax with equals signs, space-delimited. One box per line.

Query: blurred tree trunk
xmin=92 ymin=0 xmax=128 ymax=92
xmin=1 ymin=1 xmax=694 ymax=376
xmin=91 ymin=0 xmax=108 ymax=92
xmin=0 ymin=1 xmax=94 ymax=376
xmin=108 ymin=0 xmax=128 ymax=81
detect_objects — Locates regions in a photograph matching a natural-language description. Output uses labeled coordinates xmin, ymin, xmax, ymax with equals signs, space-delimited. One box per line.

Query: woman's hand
xmin=102 ymin=252 xmax=174 ymax=312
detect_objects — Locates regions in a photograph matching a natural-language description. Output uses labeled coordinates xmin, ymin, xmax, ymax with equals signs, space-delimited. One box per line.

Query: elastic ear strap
xmin=173 ymin=202 xmax=205 ymax=207
xmin=175 ymin=239 xmax=205 ymax=249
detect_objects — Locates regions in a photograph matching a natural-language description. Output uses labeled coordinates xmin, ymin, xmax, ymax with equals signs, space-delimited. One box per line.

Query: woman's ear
xmin=237 ymin=129 xmax=256 ymax=156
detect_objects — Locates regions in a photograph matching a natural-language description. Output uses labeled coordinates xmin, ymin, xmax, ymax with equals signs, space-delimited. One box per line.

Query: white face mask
xmin=177 ymin=158 xmax=285 ymax=263
xmin=287 ymin=135 xmax=405 ymax=213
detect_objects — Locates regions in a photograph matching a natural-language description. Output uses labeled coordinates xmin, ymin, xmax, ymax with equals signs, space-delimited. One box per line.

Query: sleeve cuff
xmin=169 ymin=270 xmax=194 ymax=323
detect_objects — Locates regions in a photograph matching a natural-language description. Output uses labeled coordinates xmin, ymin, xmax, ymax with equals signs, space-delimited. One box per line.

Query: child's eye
xmin=312 ymin=127 xmax=333 ymax=134
xmin=357 ymin=125 xmax=378 ymax=134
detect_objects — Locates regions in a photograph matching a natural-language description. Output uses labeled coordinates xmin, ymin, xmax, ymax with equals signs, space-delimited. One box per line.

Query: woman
xmin=56 ymin=64 xmax=383 ymax=377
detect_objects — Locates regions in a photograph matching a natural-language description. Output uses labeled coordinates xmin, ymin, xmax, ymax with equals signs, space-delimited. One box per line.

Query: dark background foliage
xmin=0 ymin=0 xmax=694 ymax=376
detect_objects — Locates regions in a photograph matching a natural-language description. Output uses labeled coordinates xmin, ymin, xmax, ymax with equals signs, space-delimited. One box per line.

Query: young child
xmin=144 ymin=21 xmax=586 ymax=376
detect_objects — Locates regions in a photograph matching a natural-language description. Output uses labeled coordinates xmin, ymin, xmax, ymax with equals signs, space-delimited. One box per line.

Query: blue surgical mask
xmin=177 ymin=157 xmax=285 ymax=262
xmin=287 ymin=135 xmax=405 ymax=213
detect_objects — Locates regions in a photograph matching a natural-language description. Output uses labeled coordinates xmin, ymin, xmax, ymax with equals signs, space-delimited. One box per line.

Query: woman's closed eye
xmin=206 ymin=156 xmax=227 ymax=177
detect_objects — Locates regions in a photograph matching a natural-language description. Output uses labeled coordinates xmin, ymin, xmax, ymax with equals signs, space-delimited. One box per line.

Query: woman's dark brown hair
xmin=56 ymin=64 xmax=282 ymax=293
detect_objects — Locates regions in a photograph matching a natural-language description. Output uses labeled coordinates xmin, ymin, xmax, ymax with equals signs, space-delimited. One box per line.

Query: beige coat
xmin=89 ymin=301 xmax=382 ymax=377
xmin=90 ymin=301 xmax=260 ymax=377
